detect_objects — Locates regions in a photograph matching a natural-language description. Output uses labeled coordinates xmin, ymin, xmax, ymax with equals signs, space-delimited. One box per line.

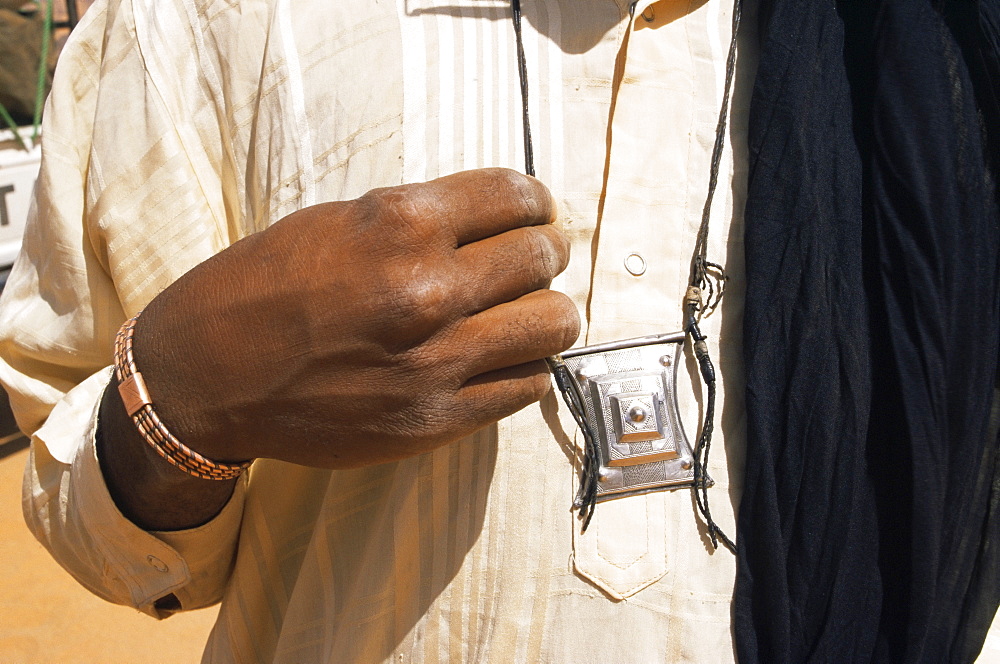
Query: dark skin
xmin=97 ymin=168 xmax=580 ymax=531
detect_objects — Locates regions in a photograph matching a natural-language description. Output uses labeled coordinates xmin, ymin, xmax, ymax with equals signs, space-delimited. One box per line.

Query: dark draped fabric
xmin=735 ymin=0 xmax=1000 ymax=661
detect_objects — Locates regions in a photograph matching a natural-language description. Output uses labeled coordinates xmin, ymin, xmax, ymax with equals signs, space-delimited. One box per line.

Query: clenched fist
xmin=116 ymin=168 xmax=579 ymax=472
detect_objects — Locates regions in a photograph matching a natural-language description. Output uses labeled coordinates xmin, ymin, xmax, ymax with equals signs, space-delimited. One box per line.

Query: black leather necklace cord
xmin=512 ymin=0 xmax=739 ymax=553
xmin=687 ymin=0 xmax=741 ymax=554
xmin=512 ymin=0 xmax=535 ymax=177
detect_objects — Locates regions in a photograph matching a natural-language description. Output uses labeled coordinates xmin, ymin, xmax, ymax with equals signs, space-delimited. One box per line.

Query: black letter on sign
xmin=0 ymin=184 xmax=13 ymax=227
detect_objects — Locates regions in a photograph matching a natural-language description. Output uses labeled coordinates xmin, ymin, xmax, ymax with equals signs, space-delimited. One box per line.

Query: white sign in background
xmin=0 ymin=128 xmax=41 ymax=269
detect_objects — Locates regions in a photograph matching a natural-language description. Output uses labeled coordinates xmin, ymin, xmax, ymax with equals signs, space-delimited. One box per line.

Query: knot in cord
xmin=685 ymin=285 xmax=703 ymax=312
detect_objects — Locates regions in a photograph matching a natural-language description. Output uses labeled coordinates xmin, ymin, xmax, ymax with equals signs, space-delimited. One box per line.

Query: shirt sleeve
xmin=0 ymin=0 xmax=242 ymax=618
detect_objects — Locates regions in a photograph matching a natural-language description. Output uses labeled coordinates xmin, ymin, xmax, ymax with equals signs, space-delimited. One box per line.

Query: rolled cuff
xmin=23 ymin=367 xmax=246 ymax=618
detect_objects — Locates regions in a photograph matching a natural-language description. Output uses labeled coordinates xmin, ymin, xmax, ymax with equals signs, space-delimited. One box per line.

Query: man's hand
xmin=99 ymin=169 xmax=579 ymax=524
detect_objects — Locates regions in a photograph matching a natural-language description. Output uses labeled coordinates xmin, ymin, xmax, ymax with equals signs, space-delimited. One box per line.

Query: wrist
xmin=97 ymin=376 xmax=240 ymax=531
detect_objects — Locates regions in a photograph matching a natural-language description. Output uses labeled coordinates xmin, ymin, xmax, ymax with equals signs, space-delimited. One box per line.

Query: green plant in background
xmin=0 ymin=103 xmax=27 ymax=151
xmin=0 ymin=0 xmax=52 ymax=151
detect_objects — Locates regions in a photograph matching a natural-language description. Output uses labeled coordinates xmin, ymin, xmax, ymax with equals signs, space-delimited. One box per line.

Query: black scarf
xmin=735 ymin=0 xmax=1000 ymax=661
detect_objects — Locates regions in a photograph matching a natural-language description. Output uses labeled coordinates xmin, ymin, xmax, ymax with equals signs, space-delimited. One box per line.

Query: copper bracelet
xmin=113 ymin=312 xmax=251 ymax=481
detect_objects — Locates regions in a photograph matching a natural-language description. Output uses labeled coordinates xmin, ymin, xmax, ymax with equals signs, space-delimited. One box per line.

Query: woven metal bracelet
xmin=113 ymin=312 xmax=252 ymax=481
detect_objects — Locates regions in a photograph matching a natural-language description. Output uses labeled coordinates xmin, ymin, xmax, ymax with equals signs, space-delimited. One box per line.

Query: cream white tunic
xmin=1 ymin=0 xmax=761 ymax=660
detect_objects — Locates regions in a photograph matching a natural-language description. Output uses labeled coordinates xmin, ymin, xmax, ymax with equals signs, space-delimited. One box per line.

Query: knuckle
xmin=356 ymin=185 xmax=442 ymax=247
xmin=522 ymin=228 xmax=550 ymax=277
xmin=525 ymin=371 xmax=553 ymax=402
xmin=491 ymin=167 xmax=529 ymax=189
xmin=524 ymin=226 xmax=570 ymax=280
xmin=354 ymin=186 xmax=397 ymax=225
xmin=385 ymin=271 xmax=452 ymax=333
xmin=491 ymin=291 xmax=580 ymax=354
xmin=545 ymin=291 xmax=582 ymax=347
xmin=489 ymin=168 xmax=551 ymax=224
xmin=500 ymin=371 xmax=552 ymax=414
xmin=357 ymin=184 xmax=413 ymax=215
xmin=549 ymin=226 xmax=571 ymax=268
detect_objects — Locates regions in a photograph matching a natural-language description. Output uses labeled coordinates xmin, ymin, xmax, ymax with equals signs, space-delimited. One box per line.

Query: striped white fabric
xmin=0 ymin=0 xmax=824 ymax=661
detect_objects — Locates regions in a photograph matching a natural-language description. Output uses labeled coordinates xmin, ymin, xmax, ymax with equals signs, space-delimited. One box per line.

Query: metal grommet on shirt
xmin=146 ymin=555 xmax=169 ymax=573
xmin=624 ymin=252 xmax=647 ymax=276
xmin=641 ymin=5 xmax=655 ymax=22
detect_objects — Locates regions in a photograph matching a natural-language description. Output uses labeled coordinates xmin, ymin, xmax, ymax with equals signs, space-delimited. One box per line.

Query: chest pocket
xmin=573 ymin=476 xmax=682 ymax=598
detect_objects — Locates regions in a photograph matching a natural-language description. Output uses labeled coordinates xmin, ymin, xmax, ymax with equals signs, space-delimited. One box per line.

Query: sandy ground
xmin=0 ymin=441 xmax=218 ymax=663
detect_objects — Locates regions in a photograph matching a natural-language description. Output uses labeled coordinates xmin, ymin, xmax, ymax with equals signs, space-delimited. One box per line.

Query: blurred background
xmin=0 ymin=2 xmax=218 ymax=661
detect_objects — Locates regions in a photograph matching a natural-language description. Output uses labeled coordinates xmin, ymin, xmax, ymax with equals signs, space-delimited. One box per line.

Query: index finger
xmin=422 ymin=168 xmax=557 ymax=246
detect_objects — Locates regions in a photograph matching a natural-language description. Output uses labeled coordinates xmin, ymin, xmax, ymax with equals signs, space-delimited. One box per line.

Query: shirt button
xmin=147 ymin=555 xmax=169 ymax=573
xmin=624 ymin=253 xmax=647 ymax=276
